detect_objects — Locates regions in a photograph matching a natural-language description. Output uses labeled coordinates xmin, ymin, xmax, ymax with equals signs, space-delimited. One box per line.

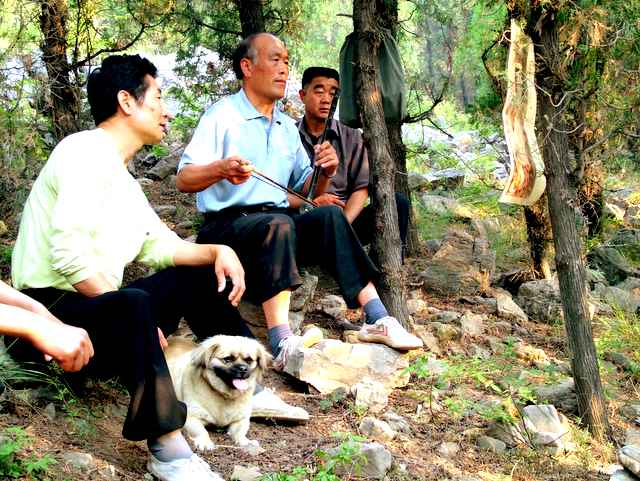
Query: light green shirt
xmin=12 ymin=128 xmax=180 ymax=291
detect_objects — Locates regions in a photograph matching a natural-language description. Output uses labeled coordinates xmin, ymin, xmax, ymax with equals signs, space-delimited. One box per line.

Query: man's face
xmin=242 ymin=34 xmax=289 ymax=101
xmin=300 ymin=76 xmax=339 ymax=123
xmin=129 ymin=75 xmax=169 ymax=145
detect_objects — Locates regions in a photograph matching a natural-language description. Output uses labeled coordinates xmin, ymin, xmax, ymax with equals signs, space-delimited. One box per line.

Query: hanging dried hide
xmin=500 ymin=19 xmax=546 ymax=206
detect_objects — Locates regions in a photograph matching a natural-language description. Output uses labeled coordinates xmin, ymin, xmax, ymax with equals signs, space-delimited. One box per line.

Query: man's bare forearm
xmin=343 ymin=187 xmax=368 ymax=224
xmin=73 ymin=274 xmax=115 ymax=298
xmin=176 ymin=163 xmax=224 ymax=193
xmin=173 ymin=241 xmax=217 ymax=266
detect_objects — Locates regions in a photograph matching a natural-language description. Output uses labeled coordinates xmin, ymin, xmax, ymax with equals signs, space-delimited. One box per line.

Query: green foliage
xmin=0 ymin=427 xmax=56 ymax=479
xmin=595 ymin=309 xmax=640 ymax=367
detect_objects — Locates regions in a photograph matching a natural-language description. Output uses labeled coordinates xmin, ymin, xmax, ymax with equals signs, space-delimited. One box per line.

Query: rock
xmin=477 ymin=435 xmax=507 ymax=454
xmin=514 ymin=341 xmax=550 ymax=366
xmin=425 ymin=239 xmax=442 ymax=255
xmin=593 ymin=285 xmax=640 ymax=315
xmin=609 ymin=468 xmax=638 ymax=481
xmin=290 ymin=272 xmax=318 ymax=312
xmin=153 ymin=205 xmax=177 ymax=216
xmin=413 ymin=327 xmax=441 ymax=355
xmin=231 ymin=465 xmax=262 ymax=481
xmin=494 ymin=289 xmax=528 ymax=321
xmin=407 ymin=298 xmax=428 ymax=315
xmin=0 ymin=221 xmax=7 ymax=237
xmin=611 ymin=229 xmax=640 ymax=259
xmin=471 ymin=217 xmax=501 ymax=239
xmin=437 ymin=441 xmax=460 ymax=459
xmin=98 ymin=464 xmax=118 ymax=479
xmin=282 ymin=339 xmax=411 ymax=394
xmin=521 ymin=405 xmax=573 ymax=454
xmin=62 ymin=452 xmax=96 ymax=471
xmin=605 ymin=352 xmax=637 ymax=372
xmin=43 ymin=402 xmax=56 ymax=421
xmin=315 ymin=294 xmax=347 ymax=319
xmin=354 ymin=380 xmax=390 ymax=413
xmin=617 ymin=277 xmax=640 ymax=297
xmin=626 ymin=428 xmax=640 ymax=447
xmin=425 ymin=168 xmax=466 ymax=190
xmin=147 ymin=155 xmax=179 ymax=180
xmin=619 ymin=445 xmax=640 ymax=476
xmin=588 ymin=247 xmax=639 ymax=285
xmin=486 ymin=422 xmax=526 ymax=448
xmin=421 ymin=229 xmax=495 ymax=297
xmin=459 ymin=311 xmax=485 ymax=336
xmin=239 ymin=302 xmax=305 ymax=337
xmin=625 ymin=205 xmax=640 ymax=228
xmin=428 ymin=310 xmax=462 ymax=324
xmin=433 ymin=322 xmax=460 ymax=342
xmin=534 ymin=378 xmax=578 ymax=415
xmin=137 ymin=178 xmax=154 ymax=186
xmin=418 ymin=194 xmax=474 ymax=219
xmin=408 ymin=172 xmax=431 ymax=191
xmin=382 ymin=411 xmax=411 ymax=434
xmin=516 ymin=279 xmax=564 ymax=323
xmin=329 ymin=442 xmax=392 ymax=479
xmin=621 ymin=402 xmax=640 ymax=420
xmin=359 ymin=417 xmax=396 ymax=442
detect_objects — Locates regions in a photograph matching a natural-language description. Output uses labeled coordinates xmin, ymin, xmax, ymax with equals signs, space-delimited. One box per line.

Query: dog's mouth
xmin=213 ymin=365 xmax=253 ymax=391
xmin=231 ymin=378 xmax=250 ymax=391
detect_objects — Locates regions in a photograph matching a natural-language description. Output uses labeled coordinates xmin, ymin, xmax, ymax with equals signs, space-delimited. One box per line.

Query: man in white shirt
xmin=10 ymin=54 xmax=241 ymax=481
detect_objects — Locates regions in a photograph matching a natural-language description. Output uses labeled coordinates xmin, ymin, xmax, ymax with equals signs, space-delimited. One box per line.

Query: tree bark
xmin=39 ymin=0 xmax=79 ymax=140
xmin=234 ymin=0 xmax=266 ymax=37
xmin=353 ymin=0 xmax=410 ymax=327
xmin=533 ymin=12 xmax=611 ymax=440
xmin=523 ymin=194 xmax=553 ymax=279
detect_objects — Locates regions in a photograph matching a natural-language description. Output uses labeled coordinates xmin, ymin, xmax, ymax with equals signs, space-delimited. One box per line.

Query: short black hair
xmin=232 ymin=33 xmax=262 ymax=80
xmin=87 ymin=54 xmax=158 ymax=125
xmin=301 ymin=67 xmax=340 ymax=89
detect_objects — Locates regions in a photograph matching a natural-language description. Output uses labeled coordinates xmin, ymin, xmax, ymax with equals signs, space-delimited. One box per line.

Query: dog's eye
xmin=244 ymin=357 xmax=254 ymax=364
xmin=223 ymin=356 xmax=235 ymax=364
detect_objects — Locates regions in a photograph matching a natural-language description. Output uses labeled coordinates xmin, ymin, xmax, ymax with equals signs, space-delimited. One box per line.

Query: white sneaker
xmin=272 ymin=328 xmax=323 ymax=372
xmin=251 ymin=388 xmax=310 ymax=422
xmin=147 ymin=454 xmax=225 ymax=481
xmin=357 ymin=316 xmax=423 ymax=351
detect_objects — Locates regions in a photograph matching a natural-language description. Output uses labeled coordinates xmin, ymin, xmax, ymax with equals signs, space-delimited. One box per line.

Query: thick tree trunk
xmin=234 ymin=0 xmax=266 ymax=37
xmin=523 ymin=194 xmax=553 ymax=279
xmin=39 ymin=0 xmax=79 ymax=140
xmin=353 ymin=0 xmax=410 ymax=327
xmin=533 ymin=13 xmax=611 ymax=440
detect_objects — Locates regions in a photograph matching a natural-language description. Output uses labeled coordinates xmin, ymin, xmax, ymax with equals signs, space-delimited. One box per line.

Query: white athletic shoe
xmin=251 ymin=388 xmax=310 ymax=422
xmin=357 ymin=316 xmax=423 ymax=350
xmin=147 ymin=453 xmax=225 ymax=481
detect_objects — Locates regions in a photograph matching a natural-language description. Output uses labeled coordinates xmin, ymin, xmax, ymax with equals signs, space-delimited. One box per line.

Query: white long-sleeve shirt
xmin=12 ymin=128 xmax=181 ymax=291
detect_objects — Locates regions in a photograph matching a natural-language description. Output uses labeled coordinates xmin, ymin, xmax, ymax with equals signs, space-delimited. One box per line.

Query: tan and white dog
xmin=165 ymin=335 xmax=271 ymax=451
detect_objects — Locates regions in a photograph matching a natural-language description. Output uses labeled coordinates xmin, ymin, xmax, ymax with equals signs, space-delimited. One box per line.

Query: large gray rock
xmin=421 ymin=229 xmax=495 ymax=297
xmin=609 ymin=468 xmax=638 ymax=481
xmin=593 ymin=285 xmax=640 ymax=315
xmin=382 ymin=411 xmax=411 ymax=434
xmin=147 ymin=154 xmax=179 ymax=180
xmin=359 ymin=417 xmax=396 ymax=442
xmin=588 ymin=247 xmax=639 ymax=285
xmin=315 ymin=294 xmax=347 ymax=319
xmin=521 ymin=405 xmax=574 ymax=455
xmin=290 ymin=272 xmax=318 ymax=312
xmin=617 ymin=277 xmax=640 ymax=296
xmin=494 ymin=288 xmax=528 ymax=322
xmin=282 ymin=339 xmax=411 ymax=394
xmin=516 ymin=279 xmax=564 ymax=323
xmin=418 ymin=194 xmax=474 ymax=219
xmin=625 ymin=205 xmax=640 ymax=229
xmin=619 ymin=445 xmax=640 ymax=477
xmin=62 ymin=452 xmax=96 ymax=471
xmin=626 ymin=428 xmax=640 ymax=447
xmin=534 ymin=378 xmax=578 ymax=415
xmin=477 ymin=435 xmax=506 ymax=454
xmin=426 ymin=168 xmax=466 ymax=191
xmin=354 ymin=380 xmax=390 ymax=413
xmin=329 ymin=442 xmax=393 ymax=479
xmin=611 ymin=229 xmax=640 ymax=260
xmin=459 ymin=311 xmax=485 ymax=336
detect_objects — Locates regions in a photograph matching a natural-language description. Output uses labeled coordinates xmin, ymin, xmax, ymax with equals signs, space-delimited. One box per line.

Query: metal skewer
xmin=250 ymin=169 xmax=319 ymax=208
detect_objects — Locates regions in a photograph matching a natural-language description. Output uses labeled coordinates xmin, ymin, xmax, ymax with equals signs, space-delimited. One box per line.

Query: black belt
xmin=203 ymin=203 xmax=285 ymax=223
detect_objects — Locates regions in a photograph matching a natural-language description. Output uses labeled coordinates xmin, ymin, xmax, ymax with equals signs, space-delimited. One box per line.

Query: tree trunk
xmin=533 ymin=13 xmax=611 ymax=440
xmin=353 ymin=0 xmax=410 ymax=327
xmin=39 ymin=0 xmax=79 ymax=140
xmin=577 ymin=157 xmax=604 ymax=238
xmin=234 ymin=0 xmax=266 ymax=37
xmin=523 ymin=194 xmax=553 ymax=279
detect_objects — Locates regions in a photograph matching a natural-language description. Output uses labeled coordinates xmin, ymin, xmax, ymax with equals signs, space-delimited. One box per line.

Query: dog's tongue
xmin=232 ymin=378 xmax=249 ymax=391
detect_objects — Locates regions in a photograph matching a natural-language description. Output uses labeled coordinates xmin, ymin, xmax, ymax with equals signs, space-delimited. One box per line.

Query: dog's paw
xmin=239 ymin=439 xmax=264 ymax=456
xmin=191 ymin=434 xmax=216 ymax=452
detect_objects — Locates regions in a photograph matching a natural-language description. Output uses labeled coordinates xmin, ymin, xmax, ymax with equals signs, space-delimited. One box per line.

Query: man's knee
xmin=113 ymin=288 xmax=153 ymax=317
xmin=261 ymin=213 xmax=296 ymax=244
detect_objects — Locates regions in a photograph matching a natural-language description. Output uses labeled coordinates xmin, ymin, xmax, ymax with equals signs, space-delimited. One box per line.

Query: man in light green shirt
xmin=10 ymin=54 xmax=242 ymax=481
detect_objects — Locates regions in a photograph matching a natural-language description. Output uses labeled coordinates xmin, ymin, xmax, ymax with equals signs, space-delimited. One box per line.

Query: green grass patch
xmin=0 ymin=427 xmax=56 ymax=479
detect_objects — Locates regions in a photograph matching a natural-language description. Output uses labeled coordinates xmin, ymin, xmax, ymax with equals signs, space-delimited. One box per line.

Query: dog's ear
xmin=255 ymin=342 xmax=272 ymax=371
xmin=190 ymin=337 xmax=222 ymax=368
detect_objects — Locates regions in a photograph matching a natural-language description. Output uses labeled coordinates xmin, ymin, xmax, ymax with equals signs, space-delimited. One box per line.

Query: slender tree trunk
xmin=39 ymin=0 xmax=79 ymax=140
xmin=523 ymin=194 xmax=553 ymax=279
xmin=533 ymin=13 xmax=611 ymax=440
xmin=377 ymin=0 xmax=420 ymax=256
xmin=234 ymin=0 xmax=266 ymax=37
xmin=353 ymin=0 xmax=410 ymax=327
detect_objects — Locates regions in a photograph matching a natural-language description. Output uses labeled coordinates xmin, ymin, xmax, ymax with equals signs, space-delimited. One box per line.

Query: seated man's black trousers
xmin=351 ymin=192 xmax=410 ymax=248
xmin=197 ymin=205 xmax=380 ymax=309
xmin=7 ymin=265 xmax=253 ymax=441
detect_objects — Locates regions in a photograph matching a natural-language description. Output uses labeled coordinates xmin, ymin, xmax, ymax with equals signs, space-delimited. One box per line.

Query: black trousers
xmin=7 ymin=265 xmax=253 ymax=441
xmin=198 ymin=205 xmax=379 ymax=309
xmin=351 ymin=192 xmax=410 ymax=248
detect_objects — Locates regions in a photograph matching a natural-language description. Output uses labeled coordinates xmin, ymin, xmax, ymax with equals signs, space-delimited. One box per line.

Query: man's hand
xmin=313 ymin=142 xmax=338 ymax=177
xmin=219 ymin=156 xmax=253 ymax=185
xmin=314 ymin=193 xmax=345 ymax=208
xmin=157 ymin=327 xmax=168 ymax=350
xmin=213 ymin=245 xmax=246 ymax=306
xmin=30 ymin=319 xmax=94 ymax=372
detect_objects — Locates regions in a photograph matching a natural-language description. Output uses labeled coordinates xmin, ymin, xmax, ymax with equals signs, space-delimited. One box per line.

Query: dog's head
xmin=190 ymin=335 xmax=271 ymax=396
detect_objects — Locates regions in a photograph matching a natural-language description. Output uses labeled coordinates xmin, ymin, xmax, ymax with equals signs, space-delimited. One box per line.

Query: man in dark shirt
xmin=294 ymin=67 xmax=409 ymax=250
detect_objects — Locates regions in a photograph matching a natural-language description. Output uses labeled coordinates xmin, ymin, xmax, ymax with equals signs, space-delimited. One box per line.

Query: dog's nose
xmin=234 ymin=364 xmax=248 ymax=374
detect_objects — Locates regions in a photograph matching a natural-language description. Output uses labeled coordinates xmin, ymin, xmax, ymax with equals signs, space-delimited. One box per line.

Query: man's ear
xmin=298 ymin=89 xmax=305 ymax=102
xmin=116 ymin=90 xmax=135 ymax=115
xmin=240 ymin=57 xmax=253 ymax=79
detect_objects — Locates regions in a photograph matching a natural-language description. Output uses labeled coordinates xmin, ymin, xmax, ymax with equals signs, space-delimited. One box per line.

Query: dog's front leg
xmin=183 ymin=416 xmax=215 ymax=452
xmin=228 ymin=417 xmax=261 ymax=453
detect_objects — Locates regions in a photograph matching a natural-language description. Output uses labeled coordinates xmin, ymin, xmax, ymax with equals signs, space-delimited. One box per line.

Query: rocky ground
xmin=1 ymin=136 xmax=639 ymax=481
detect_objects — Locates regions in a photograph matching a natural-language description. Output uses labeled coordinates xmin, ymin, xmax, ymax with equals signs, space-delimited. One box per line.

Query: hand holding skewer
xmin=220 ymin=156 xmax=254 ymax=184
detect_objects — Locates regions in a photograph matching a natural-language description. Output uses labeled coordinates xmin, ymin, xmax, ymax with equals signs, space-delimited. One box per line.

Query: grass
xmin=0 ymin=427 xmax=57 ymax=479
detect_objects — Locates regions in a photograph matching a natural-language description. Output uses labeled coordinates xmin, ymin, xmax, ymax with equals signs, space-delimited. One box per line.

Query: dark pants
xmin=7 ymin=265 xmax=252 ymax=441
xmin=351 ymin=192 xmax=410 ymax=249
xmin=198 ymin=205 xmax=379 ymax=309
